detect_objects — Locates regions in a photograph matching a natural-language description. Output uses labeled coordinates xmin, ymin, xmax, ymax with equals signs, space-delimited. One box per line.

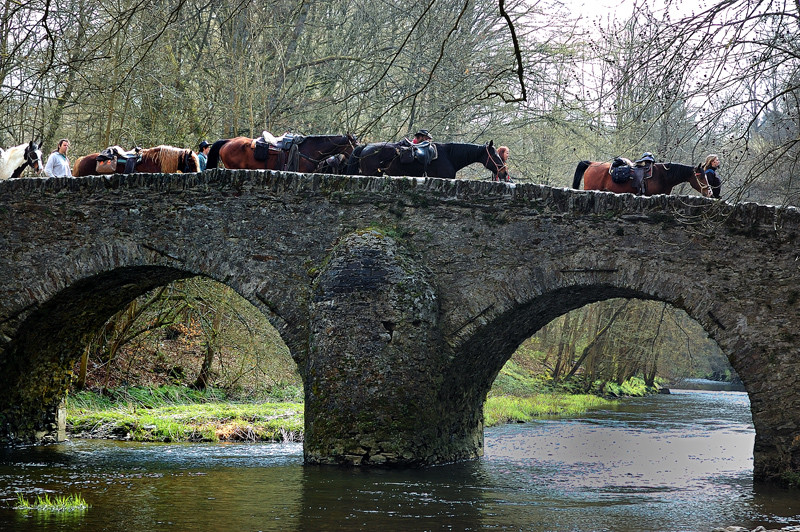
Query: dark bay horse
xmin=572 ymin=160 xmax=716 ymax=198
xmin=73 ymin=145 xmax=199 ymax=176
xmin=205 ymin=134 xmax=357 ymax=173
xmin=345 ymin=141 xmax=510 ymax=181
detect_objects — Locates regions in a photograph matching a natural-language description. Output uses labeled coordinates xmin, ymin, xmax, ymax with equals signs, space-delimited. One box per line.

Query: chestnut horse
xmin=73 ymin=145 xmax=200 ymax=177
xmin=205 ymin=134 xmax=357 ymax=173
xmin=345 ymin=141 xmax=510 ymax=181
xmin=572 ymin=160 xmax=716 ymax=198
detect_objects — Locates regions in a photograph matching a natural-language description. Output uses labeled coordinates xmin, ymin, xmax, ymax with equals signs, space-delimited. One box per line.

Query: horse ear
xmin=488 ymin=140 xmax=494 ymax=147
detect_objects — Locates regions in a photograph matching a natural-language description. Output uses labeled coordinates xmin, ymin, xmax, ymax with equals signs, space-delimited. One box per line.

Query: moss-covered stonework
xmin=306 ymin=229 xmax=470 ymax=465
xmin=0 ymin=171 xmax=799 ymax=483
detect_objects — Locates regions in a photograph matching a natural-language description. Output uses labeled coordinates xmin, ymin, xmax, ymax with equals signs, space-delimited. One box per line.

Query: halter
xmin=693 ymin=169 xmax=713 ymax=198
xmin=485 ymin=144 xmax=508 ymax=181
xmin=24 ymin=143 xmax=42 ymax=173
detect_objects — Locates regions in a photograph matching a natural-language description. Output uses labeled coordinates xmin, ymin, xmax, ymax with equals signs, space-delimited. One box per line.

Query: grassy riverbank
xmin=66 ymin=385 xmax=611 ymax=443
xmin=484 ymin=393 xmax=613 ymax=426
xmin=67 ymin=386 xmax=303 ymax=442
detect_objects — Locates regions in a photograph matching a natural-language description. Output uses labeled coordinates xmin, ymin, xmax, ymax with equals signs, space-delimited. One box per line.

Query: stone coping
xmin=1 ymin=170 xmax=797 ymax=228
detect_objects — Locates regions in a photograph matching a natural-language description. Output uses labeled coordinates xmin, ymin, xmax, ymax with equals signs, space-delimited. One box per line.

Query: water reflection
xmin=1 ymin=390 xmax=799 ymax=531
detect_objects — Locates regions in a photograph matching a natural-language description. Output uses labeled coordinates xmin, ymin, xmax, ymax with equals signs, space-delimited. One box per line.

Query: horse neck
xmin=441 ymin=143 xmax=482 ymax=171
xmin=659 ymin=163 xmax=693 ymax=192
xmin=0 ymin=145 xmax=26 ymax=180
xmin=310 ymin=135 xmax=347 ymax=155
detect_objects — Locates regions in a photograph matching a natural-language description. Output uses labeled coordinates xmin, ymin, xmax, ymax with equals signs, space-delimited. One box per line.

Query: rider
xmin=412 ymin=129 xmax=432 ymax=144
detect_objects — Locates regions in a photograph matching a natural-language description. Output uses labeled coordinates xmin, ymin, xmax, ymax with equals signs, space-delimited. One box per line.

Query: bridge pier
xmin=304 ymin=230 xmax=483 ymax=465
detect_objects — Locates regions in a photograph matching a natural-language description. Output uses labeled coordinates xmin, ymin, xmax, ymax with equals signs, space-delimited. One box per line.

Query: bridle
xmin=693 ymin=168 xmax=714 ymax=198
xmin=485 ymin=144 xmax=509 ymax=181
xmin=24 ymin=143 xmax=42 ymax=173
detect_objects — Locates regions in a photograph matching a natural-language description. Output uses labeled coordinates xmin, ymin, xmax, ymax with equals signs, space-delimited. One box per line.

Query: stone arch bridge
xmin=1 ymin=171 xmax=798 ymax=483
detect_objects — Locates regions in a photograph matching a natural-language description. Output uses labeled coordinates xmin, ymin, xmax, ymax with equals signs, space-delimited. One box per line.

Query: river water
xmin=2 ymin=386 xmax=799 ymax=531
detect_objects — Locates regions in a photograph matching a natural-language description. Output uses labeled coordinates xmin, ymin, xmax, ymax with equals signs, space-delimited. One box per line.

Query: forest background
xmin=2 ymin=0 xmax=794 ymax=397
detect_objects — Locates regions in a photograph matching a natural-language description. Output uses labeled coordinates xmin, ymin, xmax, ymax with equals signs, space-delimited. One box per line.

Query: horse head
xmin=346 ymin=133 xmax=359 ymax=152
xmin=182 ymin=149 xmax=200 ymax=173
xmin=483 ymin=140 xmax=510 ymax=182
xmin=692 ymin=164 xmax=716 ymax=198
xmin=25 ymin=141 xmax=43 ymax=174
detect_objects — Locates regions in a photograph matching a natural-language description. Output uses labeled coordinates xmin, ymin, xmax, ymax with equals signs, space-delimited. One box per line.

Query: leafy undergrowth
xmin=67 ymin=385 xmax=303 ymax=443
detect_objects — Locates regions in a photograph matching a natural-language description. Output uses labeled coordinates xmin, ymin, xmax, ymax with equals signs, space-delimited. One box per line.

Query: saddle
xmin=398 ymin=141 xmax=437 ymax=170
xmin=610 ymin=157 xmax=652 ymax=194
xmin=253 ymin=132 xmax=305 ymax=171
xmin=95 ymin=146 xmax=142 ymax=174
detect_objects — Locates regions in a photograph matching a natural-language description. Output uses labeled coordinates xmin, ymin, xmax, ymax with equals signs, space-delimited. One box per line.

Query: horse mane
xmin=437 ymin=142 xmax=485 ymax=164
xmin=142 ymin=145 xmax=182 ymax=172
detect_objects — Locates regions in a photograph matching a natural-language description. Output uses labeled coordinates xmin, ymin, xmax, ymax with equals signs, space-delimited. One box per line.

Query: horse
xmin=345 ymin=141 xmax=510 ymax=181
xmin=205 ymin=134 xmax=358 ymax=173
xmin=73 ymin=145 xmax=200 ymax=177
xmin=572 ymin=160 xmax=717 ymax=198
xmin=0 ymin=141 xmax=43 ymax=180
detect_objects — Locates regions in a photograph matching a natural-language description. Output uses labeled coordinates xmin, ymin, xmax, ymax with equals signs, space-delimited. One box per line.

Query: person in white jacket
xmin=44 ymin=139 xmax=72 ymax=177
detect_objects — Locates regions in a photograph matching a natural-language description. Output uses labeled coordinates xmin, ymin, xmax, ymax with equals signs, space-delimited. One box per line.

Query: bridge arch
xmin=1 ymin=171 xmax=797 ymax=483
xmin=0 ymin=241 xmax=308 ymax=444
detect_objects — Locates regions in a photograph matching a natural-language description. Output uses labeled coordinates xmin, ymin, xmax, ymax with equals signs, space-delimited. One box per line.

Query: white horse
xmin=0 ymin=141 xmax=43 ymax=180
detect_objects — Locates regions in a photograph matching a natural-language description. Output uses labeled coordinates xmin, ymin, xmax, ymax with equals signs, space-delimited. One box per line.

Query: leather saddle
xmin=253 ymin=132 xmax=305 ymax=170
xmin=398 ymin=140 xmax=437 ymax=168
xmin=96 ymin=146 xmax=142 ymax=174
xmin=610 ymin=157 xmax=652 ymax=194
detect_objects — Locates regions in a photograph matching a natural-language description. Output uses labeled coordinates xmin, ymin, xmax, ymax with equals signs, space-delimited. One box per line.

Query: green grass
xmin=484 ymin=393 xmax=612 ymax=427
xmin=15 ymin=493 xmax=89 ymax=512
xmin=67 ymin=386 xmax=303 ymax=442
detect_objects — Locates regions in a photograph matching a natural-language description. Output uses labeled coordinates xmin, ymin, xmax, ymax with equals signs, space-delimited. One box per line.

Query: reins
xmin=485 ymin=144 xmax=508 ymax=180
xmin=694 ymin=169 xmax=713 ymax=197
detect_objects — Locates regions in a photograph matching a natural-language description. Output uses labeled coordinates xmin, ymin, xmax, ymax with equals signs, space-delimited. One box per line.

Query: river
xmin=1 ymin=385 xmax=799 ymax=531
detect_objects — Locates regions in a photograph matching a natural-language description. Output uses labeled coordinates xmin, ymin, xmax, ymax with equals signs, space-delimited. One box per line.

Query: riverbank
xmin=67 ymin=386 xmax=304 ymax=443
xmin=66 ymin=386 xmax=613 ymax=442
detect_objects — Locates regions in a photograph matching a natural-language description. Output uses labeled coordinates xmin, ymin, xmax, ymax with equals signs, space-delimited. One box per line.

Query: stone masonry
xmin=0 ymin=170 xmax=798 ymax=483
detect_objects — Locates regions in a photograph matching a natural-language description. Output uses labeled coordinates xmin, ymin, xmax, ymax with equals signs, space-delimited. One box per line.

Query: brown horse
xmin=205 ymin=134 xmax=358 ymax=173
xmin=73 ymin=145 xmax=200 ymax=177
xmin=572 ymin=160 xmax=716 ymax=198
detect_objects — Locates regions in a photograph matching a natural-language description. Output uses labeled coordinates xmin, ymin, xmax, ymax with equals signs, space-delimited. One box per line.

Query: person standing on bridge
xmin=703 ymin=154 xmax=722 ymax=198
xmin=44 ymin=139 xmax=72 ymax=178
xmin=198 ymin=140 xmax=211 ymax=172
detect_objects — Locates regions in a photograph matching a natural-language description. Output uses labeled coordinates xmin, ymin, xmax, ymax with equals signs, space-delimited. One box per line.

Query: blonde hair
xmin=703 ymin=154 xmax=719 ymax=172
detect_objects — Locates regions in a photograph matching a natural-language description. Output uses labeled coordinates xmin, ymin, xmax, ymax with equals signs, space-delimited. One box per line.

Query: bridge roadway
xmin=0 ymin=170 xmax=798 ymax=483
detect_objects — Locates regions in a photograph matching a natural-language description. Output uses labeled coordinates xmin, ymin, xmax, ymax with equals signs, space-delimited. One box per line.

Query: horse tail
xmin=206 ymin=139 xmax=229 ymax=169
xmin=573 ymin=160 xmax=590 ymax=189
xmin=345 ymin=144 xmax=365 ymax=175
